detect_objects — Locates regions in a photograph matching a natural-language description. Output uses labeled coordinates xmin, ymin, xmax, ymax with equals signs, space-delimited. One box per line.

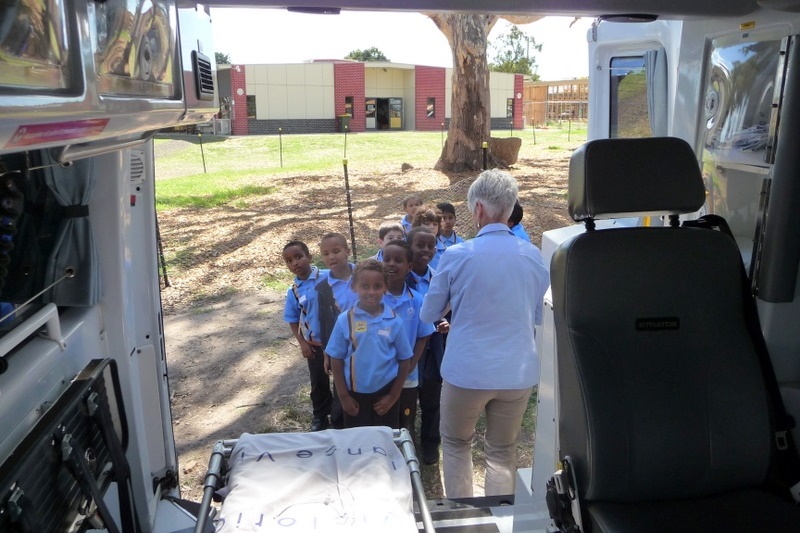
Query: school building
xmin=215 ymin=61 xmax=525 ymax=135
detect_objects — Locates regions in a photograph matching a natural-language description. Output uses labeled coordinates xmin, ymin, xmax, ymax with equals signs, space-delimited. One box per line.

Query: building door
xmin=367 ymin=98 xmax=403 ymax=130
xmin=389 ymin=98 xmax=403 ymax=129
xmin=376 ymin=99 xmax=390 ymax=129
xmin=365 ymin=98 xmax=377 ymax=129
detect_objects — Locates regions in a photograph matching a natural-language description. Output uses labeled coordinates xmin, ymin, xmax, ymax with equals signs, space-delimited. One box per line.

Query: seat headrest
xmin=568 ymin=137 xmax=706 ymax=221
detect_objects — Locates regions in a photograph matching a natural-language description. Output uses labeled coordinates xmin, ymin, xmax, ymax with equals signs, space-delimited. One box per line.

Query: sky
xmin=209 ymin=9 xmax=592 ymax=81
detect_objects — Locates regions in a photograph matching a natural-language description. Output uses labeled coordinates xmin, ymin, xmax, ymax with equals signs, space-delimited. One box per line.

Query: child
xmin=400 ymin=195 xmax=422 ymax=234
xmin=316 ymin=232 xmax=358 ymax=429
xmin=406 ymin=227 xmax=438 ymax=295
xmin=406 ymin=227 xmax=448 ymax=464
xmin=436 ymin=202 xmax=465 ymax=251
xmin=411 ymin=205 xmax=445 ymax=270
xmin=282 ymin=241 xmax=333 ymax=432
xmin=508 ymin=200 xmax=532 ymax=242
xmin=382 ymin=240 xmax=435 ymax=438
xmin=373 ymin=221 xmax=405 ymax=262
xmin=325 ymin=259 xmax=413 ymax=428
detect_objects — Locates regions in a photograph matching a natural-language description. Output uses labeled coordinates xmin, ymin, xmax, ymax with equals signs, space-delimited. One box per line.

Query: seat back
xmin=550 ymin=138 xmax=772 ymax=503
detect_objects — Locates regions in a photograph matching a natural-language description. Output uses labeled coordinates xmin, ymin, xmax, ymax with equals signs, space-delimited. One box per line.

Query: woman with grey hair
xmin=421 ymin=169 xmax=550 ymax=498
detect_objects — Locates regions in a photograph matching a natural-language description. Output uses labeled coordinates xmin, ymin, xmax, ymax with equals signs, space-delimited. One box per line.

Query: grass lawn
xmin=155 ymin=125 xmax=587 ymax=209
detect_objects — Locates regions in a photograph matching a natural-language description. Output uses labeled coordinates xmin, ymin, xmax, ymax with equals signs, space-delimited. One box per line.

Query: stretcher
xmin=194 ymin=427 xmax=435 ymax=533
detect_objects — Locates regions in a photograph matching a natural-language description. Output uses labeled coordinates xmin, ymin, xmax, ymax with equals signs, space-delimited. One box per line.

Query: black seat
xmin=549 ymin=137 xmax=800 ymax=532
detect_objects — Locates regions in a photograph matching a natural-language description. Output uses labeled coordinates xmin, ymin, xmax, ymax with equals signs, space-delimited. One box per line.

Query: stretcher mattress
xmin=215 ymin=427 xmax=417 ymax=532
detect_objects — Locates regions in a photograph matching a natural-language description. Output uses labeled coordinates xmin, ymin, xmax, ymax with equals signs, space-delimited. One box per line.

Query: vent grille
xmin=193 ymin=51 xmax=214 ymax=101
xmin=130 ymin=150 xmax=145 ymax=185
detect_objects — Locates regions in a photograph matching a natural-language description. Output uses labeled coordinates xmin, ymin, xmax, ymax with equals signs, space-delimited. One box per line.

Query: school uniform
xmin=438 ymin=231 xmax=465 ymax=249
xmin=400 ymin=215 xmax=413 ymax=235
xmin=510 ymin=222 xmax=531 ymax=242
xmin=407 ymin=265 xmax=435 ymax=296
xmin=326 ymin=263 xmax=358 ymax=314
xmin=283 ymin=267 xmax=333 ymax=426
xmin=383 ymin=285 xmax=435 ymax=436
xmin=325 ymin=303 xmax=413 ymax=428
xmin=430 ymin=239 xmax=447 ymax=270
xmin=407 ymin=267 xmax=445 ymax=463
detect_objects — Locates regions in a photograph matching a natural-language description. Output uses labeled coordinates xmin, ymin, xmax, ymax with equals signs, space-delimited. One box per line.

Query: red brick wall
xmin=514 ymin=74 xmax=524 ymax=129
xmin=333 ymin=63 xmax=365 ymax=133
xmin=415 ymin=66 xmax=447 ymax=131
xmin=230 ymin=65 xmax=248 ymax=135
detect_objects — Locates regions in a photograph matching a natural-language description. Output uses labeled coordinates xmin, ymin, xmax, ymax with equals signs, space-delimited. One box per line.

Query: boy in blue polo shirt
xmin=400 ymin=195 xmax=422 ymax=234
xmin=406 ymin=227 xmax=449 ymax=464
xmin=508 ymin=201 xmax=531 ymax=242
xmin=372 ymin=221 xmax=405 ymax=262
xmin=282 ymin=241 xmax=332 ymax=432
xmin=316 ymin=232 xmax=358 ymax=429
xmin=325 ymin=259 xmax=413 ymax=428
xmin=406 ymin=227 xmax=438 ymax=295
xmin=382 ymin=240 xmax=435 ymax=437
xmin=436 ymin=202 xmax=465 ymax=251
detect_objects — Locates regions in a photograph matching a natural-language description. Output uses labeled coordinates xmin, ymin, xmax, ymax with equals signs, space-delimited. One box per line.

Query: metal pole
xmin=278 ymin=127 xmax=283 ymax=168
xmin=532 ymin=123 xmax=537 ymax=145
xmin=482 ymin=141 xmax=488 ymax=170
xmin=441 ymin=122 xmax=445 ymax=148
xmin=342 ymin=158 xmax=358 ymax=261
xmin=568 ymin=118 xmax=572 ymax=142
xmin=198 ymin=132 xmax=206 ymax=173
xmin=344 ymin=125 xmax=348 ymax=159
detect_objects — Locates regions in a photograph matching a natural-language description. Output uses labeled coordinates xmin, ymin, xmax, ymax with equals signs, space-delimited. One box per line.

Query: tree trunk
xmin=430 ymin=14 xmax=498 ymax=174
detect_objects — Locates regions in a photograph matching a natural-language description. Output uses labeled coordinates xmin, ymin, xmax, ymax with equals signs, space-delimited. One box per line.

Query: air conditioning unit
xmin=177 ymin=6 xmax=219 ymax=124
xmin=213 ymin=119 xmax=231 ymax=135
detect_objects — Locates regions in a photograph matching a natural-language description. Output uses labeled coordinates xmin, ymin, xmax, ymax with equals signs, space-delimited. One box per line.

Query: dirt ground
xmin=158 ymin=138 xmax=575 ymax=502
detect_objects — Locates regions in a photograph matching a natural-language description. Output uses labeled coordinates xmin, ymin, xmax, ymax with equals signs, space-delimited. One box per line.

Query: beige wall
xmin=364 ymin=66 xmax=408 ymax=98
xmin=402 ymin=70 xmax=415 ymax=131
xmin=245 ymin=63 xmax=334 ymax=120
xmin=490 ymin=72 xmax=516 ymax=118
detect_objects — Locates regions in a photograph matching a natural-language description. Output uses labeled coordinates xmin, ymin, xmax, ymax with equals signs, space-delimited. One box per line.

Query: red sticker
xmin=6 ymin=118 xmax=110 ymax=148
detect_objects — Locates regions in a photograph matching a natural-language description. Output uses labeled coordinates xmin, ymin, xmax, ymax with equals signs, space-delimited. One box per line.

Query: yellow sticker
xmin=354 ymin=321 xmax=367 ymax=333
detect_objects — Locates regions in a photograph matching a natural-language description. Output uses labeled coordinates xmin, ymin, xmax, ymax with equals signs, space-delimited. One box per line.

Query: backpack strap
xmin=315 ymin=278 xmax=337 ymax=345
xmin=347 ymin=308 xmax=358 ymax=351
xmin=347 ymin=308 xmax=358 ymax=392
xmin=684 ymin=214 xmax=800 ymax=500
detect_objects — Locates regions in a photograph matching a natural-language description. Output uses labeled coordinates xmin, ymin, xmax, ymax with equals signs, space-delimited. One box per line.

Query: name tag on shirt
xmin=355 ymin=321 xmax=367 ymax=333
xmin=378 ymin=328 xmax=391 ymax=337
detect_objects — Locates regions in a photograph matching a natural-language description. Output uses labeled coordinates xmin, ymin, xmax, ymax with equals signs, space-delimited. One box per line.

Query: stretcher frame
xmin=194 ymin=427 xmax=435 ymax=533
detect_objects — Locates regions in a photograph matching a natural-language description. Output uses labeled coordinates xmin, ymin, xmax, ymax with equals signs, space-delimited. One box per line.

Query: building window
xmin=246 ymin=95 xmax=256 ymax=118
xmin=609 ymin=56 xmax=652 ymax=138
xmin=506 ymin=98 xmax=514 ymax=118
xmin=344 ymin=96 xmax=353 ymax=117
xmin=427 ymin=97 xmax=435 ymax=118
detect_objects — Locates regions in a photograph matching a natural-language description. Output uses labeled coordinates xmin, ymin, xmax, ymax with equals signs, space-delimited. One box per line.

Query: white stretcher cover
xmin=215 ymin=427 xmax=417 ymax=532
